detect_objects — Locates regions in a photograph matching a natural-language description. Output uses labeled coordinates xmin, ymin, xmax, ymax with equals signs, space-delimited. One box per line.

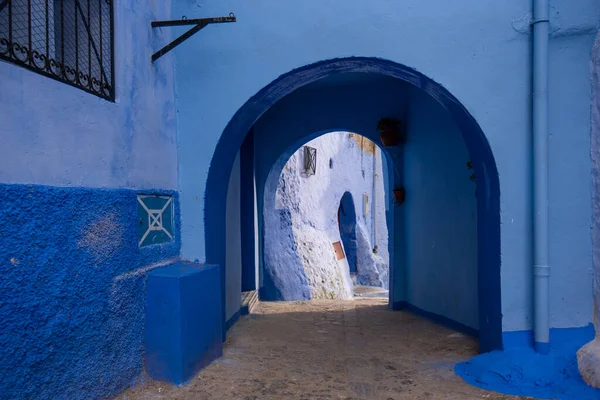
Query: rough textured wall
xmin=0 ymin=1 xmax=179 ymax=397
xmin=263 ymin=132 xmax=389 ymax=300
xmin=0 ymin=185 xmax=180 ymax=399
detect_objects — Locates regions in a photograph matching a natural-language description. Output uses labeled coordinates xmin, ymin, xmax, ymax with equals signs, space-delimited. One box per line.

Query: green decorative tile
xmin=137 ymin=195 xmax=174 ymax=247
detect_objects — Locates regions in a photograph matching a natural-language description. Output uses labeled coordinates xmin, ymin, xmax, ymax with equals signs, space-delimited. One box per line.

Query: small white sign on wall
xmin=363 ymin=193 xmax=369 ymax=216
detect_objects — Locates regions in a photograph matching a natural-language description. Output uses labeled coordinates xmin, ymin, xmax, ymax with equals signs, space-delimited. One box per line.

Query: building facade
xmin=1 ymin=0 xmax=600 ymax=398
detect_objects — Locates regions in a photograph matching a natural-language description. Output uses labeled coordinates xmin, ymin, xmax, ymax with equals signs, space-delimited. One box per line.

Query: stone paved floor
xmin=116 ymin=299 xmax=527 ymax=400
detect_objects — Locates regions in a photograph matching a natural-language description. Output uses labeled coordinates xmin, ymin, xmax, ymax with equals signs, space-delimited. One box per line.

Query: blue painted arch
xmin=339 ymin=191 xmax=358 ymax=275
xmin=204 ymin=57 xmax=502 ymax=353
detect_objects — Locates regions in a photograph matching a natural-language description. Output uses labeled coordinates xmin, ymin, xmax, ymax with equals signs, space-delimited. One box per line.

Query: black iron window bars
xmin=303 ymin=146 xmax=317 ymax=175
xmin=0 ymin=0 xmax=115 ymax=101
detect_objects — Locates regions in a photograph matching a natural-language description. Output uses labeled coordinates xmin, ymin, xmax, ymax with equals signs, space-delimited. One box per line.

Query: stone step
xmin=353 ymin=285 xmax=389 ymax=299
xmin=241 ymin=290 xmax=259 ymax=315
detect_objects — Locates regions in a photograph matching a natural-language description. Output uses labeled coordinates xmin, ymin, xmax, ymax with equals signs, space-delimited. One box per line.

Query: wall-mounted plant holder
xmin=393 ymin=188 xmax=406 ymax=205
xmin=377 ymin=118 xmax=405 ymax=147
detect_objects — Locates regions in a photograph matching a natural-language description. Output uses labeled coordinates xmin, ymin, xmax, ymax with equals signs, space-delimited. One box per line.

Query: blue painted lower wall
xmin=393 ymin=301 xmax=479 ymax=338
xmin=501 ymin=325 xmax=595 ymax=350
xmin=0 ymin=183 xmax=180 ymax=399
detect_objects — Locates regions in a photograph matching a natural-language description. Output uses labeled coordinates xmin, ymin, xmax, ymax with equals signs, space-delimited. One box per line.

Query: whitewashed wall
xmin=264 ymin=132 xmax=389 ymax=299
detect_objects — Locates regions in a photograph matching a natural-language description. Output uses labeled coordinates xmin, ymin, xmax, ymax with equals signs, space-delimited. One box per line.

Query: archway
xmin=205 ymin=57 xmax=502 ymax=353
xmin=338 ymin=191 xmax=358 ymax=275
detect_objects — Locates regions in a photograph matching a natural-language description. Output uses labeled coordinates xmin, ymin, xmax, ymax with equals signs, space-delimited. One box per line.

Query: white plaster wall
xmin=265 ymin=132 xmax=389 ymax=299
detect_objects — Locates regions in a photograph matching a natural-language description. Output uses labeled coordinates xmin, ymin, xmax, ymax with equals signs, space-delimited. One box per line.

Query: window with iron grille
xmin=303 ymin=146 xmax=317 ymax=175
xmin=0 ymin=0 xmax=115 ymax=101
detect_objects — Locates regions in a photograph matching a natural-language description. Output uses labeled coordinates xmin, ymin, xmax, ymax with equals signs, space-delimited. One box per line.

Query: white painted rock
xmin=578 ymin=338 xmax=600 ymax=388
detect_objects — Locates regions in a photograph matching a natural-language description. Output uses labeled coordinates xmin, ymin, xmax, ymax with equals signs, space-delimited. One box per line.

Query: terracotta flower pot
xmin=377 ymin=118 xmax=404 ymax=147
xmin=380 ymin=129 xmax=401 ymax=147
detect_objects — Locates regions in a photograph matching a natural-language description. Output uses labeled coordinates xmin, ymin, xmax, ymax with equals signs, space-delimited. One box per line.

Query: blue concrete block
xmin=146 ymin=263 xmax=222 ymax=385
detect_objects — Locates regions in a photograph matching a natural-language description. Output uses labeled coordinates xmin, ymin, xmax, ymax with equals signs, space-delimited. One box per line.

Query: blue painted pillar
xmin=240 ymin=128 xmax=257 ymax=292
xmin=146 ymin=263 xmax=222 ymax=384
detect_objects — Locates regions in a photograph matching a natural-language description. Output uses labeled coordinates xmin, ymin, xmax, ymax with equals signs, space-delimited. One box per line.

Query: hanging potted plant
xmin=377 ymin=117 xmax=404 ymax=147
xmin=392 ymin=187 xmax=405 ymax=204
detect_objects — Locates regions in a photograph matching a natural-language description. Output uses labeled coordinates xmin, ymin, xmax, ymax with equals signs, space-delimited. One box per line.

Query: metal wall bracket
xmin=151 ymin=14 xmax=236 ymax=62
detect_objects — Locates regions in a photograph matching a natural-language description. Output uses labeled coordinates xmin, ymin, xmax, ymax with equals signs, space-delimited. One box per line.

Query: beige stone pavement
xmin=116 ymin=299 xmax=529 ymax=400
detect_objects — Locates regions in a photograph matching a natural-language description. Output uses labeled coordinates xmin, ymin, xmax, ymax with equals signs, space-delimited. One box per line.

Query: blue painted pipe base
xmin=146 ymin=263 xmax=222 ymax=385
xmin=457 ymin=324 xmax=599 ymax=399
xmin=535 ymin=341 xmax=550 ymax=354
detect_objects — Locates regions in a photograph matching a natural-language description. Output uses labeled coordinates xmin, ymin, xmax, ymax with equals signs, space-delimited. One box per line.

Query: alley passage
xmin=117 ymin=300 xmax=523 ymax=400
